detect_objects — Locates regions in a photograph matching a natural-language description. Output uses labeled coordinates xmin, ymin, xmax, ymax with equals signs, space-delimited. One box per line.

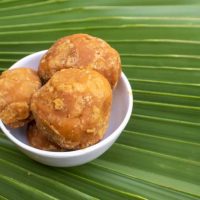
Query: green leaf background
xmin=0 ymin=0 xmax=200 ymax=199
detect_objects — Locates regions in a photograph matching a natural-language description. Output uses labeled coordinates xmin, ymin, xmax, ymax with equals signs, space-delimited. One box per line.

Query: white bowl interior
xmin=2 ymin=51 xmax=132 ymax=152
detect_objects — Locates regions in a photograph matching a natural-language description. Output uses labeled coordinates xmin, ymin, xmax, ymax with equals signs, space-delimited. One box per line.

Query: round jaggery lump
xmin=0 ymin=68 xmax=41 ymax=128
xmin=27 ymin=121 xmax=62 ymax=151
xmin=31 ymin=68 xmax=112 ymax=150
xmin=38 ymin=33 xmax=121 ymax=88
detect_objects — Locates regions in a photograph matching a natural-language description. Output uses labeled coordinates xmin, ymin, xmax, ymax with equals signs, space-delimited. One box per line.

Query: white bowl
xmin=0 ymin=50 xmax=133 ymax=167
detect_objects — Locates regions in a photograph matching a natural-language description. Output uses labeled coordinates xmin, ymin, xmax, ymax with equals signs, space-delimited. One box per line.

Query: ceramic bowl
xmin=0 ymin=50 xmax=133 ymax=167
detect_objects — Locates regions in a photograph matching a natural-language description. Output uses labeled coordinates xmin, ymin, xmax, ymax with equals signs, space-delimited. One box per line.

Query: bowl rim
xmin=0 ymin=50 xmax=133 ymax=158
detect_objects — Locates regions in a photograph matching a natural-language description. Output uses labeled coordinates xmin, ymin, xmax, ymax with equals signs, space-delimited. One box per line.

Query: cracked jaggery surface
xmin=38 ymin=34 xmax=121 ymax=88
xmin=27 ymin=121 xmax=62 ymax=151
xmin=0 ymin=68 xmax=41 ymax=128
xmin=31 ymin=68 xmax=112 ymax=150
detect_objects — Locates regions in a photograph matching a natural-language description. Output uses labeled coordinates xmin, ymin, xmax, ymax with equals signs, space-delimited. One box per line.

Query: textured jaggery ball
xmin=31 ymin=68 xmax=112 ymax=150
xmin=27 ymin=122 xmax=61 ymax=151
xmin=0 ymin=68 xmax=41 ymax=128
xmin=38 ymin=34 xmax=121 ymax=88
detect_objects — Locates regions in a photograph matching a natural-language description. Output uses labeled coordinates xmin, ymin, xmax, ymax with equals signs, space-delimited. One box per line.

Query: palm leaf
xmin=0 ymin=0 xmax=199 ymax=199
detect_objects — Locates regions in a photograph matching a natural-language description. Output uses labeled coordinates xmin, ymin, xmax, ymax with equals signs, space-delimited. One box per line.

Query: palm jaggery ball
xmin=0 ymin=68 xmax=41 ymax=128
xmin=31 ymin=68 xmax=112 ymax=150
xmin=27 ymin=121 xmax=61 ymax=151
xmin=38 ymin=33 xmax=121 ymax=88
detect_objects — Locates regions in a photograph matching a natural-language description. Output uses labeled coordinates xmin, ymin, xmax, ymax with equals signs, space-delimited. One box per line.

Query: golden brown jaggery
xmin=38 ymin=34 xmax=121 ymax=88
xmin=27 ymin=121 xmax=61 ymax=151
xmin=0 ymin=68 xmax=41 ymax=128
xmin=31 ymin=68 xmax=112 ymax=150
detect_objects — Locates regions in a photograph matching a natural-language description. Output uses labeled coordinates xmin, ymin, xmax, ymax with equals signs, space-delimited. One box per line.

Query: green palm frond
xmin=0 ymin=0 xmax=199 ymax=199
